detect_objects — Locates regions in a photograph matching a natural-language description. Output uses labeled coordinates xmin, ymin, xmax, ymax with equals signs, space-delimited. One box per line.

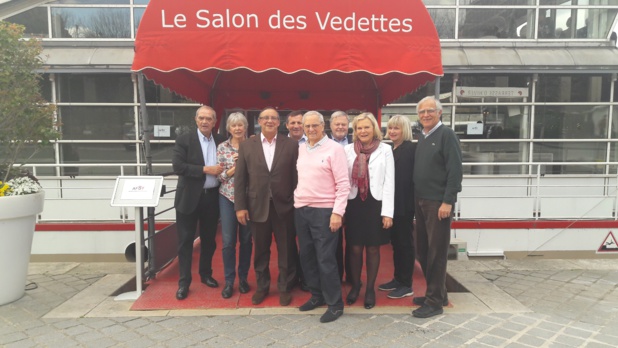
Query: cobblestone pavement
xmin=1 ymin=260 xmax=617 ymax=347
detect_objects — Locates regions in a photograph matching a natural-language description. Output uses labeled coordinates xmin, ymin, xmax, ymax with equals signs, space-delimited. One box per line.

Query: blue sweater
xmin=413 ymin=125 xmax=462 ymax=204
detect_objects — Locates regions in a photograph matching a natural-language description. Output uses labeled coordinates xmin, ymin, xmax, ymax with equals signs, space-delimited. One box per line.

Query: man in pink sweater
xmin=294 ymin=111 xmax=350 ymax=323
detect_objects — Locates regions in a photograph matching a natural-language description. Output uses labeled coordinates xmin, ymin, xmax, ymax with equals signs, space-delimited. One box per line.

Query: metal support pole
xmin=114 ymin=207 xmax=144 ymax=301
xmin=138 ymin=73 xmax=152 ymax=176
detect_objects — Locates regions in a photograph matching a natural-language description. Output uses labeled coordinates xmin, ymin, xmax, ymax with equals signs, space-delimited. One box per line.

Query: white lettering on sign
xmin=158 ymin=9 xmax=413 ymax=33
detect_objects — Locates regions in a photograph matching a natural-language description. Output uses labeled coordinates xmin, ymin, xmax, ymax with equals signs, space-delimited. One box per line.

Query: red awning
xmin=132 ymin=0 xmax=443 ymax=116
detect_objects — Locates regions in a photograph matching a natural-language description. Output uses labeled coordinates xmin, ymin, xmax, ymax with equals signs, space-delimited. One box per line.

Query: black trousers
xmin=251 ymin=200 xmax=298 ymax=293
xmin=176 ymin=188 xmax=219 ymax=287
xmin=415 ymin=198 xmax=451 ymax=308
xmin=390 ymin=213 xmax=415 ymax=288
xmin=295 ymin=206 xmax=343 ymax=309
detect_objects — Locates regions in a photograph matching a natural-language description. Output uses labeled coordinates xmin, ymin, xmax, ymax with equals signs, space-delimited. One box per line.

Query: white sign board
xmin=467 ymin=123 xmax=484 ymax=135
xmin=154 ymin=125 xmax=171 ymax=137
xmin=456 ymin=87 xmax=529 ymax=98
xmin=110 ymin=176 xmax=164 ymax=207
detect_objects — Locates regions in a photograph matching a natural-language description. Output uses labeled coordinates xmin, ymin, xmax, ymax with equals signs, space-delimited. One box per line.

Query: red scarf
xmin=351 ymin=139 xmax=380 ymax=201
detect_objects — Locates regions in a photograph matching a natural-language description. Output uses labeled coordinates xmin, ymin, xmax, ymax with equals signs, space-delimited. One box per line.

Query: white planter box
xmin=0 ymin=191 xmax=45 ymax=305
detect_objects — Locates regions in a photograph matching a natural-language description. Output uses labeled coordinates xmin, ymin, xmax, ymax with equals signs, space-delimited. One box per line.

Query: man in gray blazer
xmin=172 ymin=105 xmax=225 ymax=300
xmin=235 ymin=107 xmax=299 ymax=306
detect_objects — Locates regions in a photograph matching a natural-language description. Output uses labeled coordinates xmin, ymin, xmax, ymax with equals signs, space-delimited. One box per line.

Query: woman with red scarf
xmin=344 ymin=112 xmax=395 ymax=309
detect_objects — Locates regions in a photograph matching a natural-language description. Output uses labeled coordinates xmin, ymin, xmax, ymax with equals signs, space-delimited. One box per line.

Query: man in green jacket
xmin=412 ymin=96 xmax=462 ymax=318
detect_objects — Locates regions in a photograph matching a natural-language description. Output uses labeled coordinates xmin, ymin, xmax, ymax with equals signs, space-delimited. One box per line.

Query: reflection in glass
xmin=59 ymin=106 xmax=134 ymax=140
xmin=536 ymin=74 xmax=611 ymax=102
xmin=533 ymin=142 xmax=607 ymax=174
xmin=535 ymin=105 xmax=609 ymax=140
xmin=144 ymin=107 xmax=198 ymax=139
xmin=133 ymin=0 xmax=150 ymax=4
xmin=423 ymin=0 xmax=456 ymax=4
xmin=50 ymin=0 xmax=129 ymax=4
xmin=459 ymin=8 xmax=535 ymax=39
xmin=461 ymin=142 xmax=530 ymax=175
xmin=51 ymin=8 xmax=131 ymax=38
xmin=134 ymin=7 xmax=145 ymax=36
xmin=142 ymin=79 xmax=194 ymax=103
xmin=57 ymin=74 xmax=133 ymax=103
xmin=538 ymin=8 xmax=618 ymax=39
xmin=458 ymin=74 xmax=529 ymax=89
xmin=38 ymin=74 xmax=53 ymax=102
xmin=59 ymin=143 xmax=138 ymax=176
xmin=428 ymin=9 xmax=455 ymax=39
xmin=393 ymin=75 xmax=454 ymax=104
xmin=455 ymin=105 xmax=530 ymax=140
xmin=5 ymin=7 xmax=49 ymax=38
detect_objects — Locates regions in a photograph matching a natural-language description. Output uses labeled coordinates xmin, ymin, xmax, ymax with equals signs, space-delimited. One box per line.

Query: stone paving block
xmin=273 ymin=333 xmax=315 ymax=347
xmin=477 ymin=334 xmax=508 ymax=346
xmin=517 ymin=333 xmax=547 ymax=346
xmin=75 ymin=330 xmax=106 ymax=343
xmin=553 ymin=333 xmax=586 ymax=347
xmin=585 ymin=342 xmax=616 ymax=348
xmin=5 ymin=339 xmax=37 ymax=348
xmin=505 ymin=342 xmax=534 ymax=348
xmin=64 ymin=324 xmax=92 ymax=336
xmin=121 ymin=338 xmax=156 ymax=348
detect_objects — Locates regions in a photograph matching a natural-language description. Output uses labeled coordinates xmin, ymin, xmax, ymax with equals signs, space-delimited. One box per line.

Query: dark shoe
xmin=239 ymin=279 xmax=250 ymax=294
xmin=346 ymin=284 xmax=361 ymax=305
xmin=176 ymin=286 xmax=188 ymax=300
xmin=412 ymin=304 xmax=443 ymax=318
xmin=252 ymin=290 xmax=268 ymax=305
xmin=378 ymin=279 xmax=400 ymax=291
xmin=413 ymin=296 xmax=449 ymax=306
xmin=387 ymin=286 xmax=413 ymax=299
xmin=280 ymin=292 xmax=292 ymax=306
xmin=201 ymin=276 xmax=219 ymax=288
xmin=221 ymin=284 xmax=233 ymax=299
xmin=299 ymin=297 xmax=326 ymax=312
xmin=364 ymin=290 xmax=376 ymax=309
xmin=320 ymin=308 xmax=343 ymax=323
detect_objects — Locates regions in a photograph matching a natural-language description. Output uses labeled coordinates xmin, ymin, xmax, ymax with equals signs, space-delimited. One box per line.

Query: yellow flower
xmin=0 ymin=182 xmax=10 ymax=197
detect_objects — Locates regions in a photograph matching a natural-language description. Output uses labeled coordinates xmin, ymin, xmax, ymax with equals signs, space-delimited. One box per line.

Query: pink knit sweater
xmin=294 ymin=138 xmax=350 ymax=216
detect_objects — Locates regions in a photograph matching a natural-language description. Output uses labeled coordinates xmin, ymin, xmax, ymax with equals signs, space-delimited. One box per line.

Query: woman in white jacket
xmin=344 ymin=112 xmax=394 ymax=309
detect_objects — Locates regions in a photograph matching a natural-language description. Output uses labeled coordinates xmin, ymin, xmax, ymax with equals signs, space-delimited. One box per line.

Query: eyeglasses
xmin=418 ymin=109 xmax=437 ymax=115
xmin=259 ymin=116 xmax=280 ymax=121
xmin=303 ymin=124 xmax=322 ymax=129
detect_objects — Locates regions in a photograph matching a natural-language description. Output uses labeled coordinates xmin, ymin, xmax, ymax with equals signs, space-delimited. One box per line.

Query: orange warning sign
xmin=597 ymin=231 xmax=618 ymax=253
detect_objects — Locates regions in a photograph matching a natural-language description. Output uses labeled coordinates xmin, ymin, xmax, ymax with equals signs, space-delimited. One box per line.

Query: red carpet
xmin=132 ymin=228 xmax=430 ymax=311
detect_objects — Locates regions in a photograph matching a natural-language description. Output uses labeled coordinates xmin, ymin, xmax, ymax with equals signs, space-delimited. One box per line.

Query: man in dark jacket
xmin=172 ymin=105 xmax=225 ymax=300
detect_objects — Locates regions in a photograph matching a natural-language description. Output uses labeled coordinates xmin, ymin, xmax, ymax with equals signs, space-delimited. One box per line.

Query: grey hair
xmin=386 ymin=115 xmax=413 ymax=142
xmin=329 ymin=111 xmax=348 ymax=125
xmin=226 ymin=112 xmax=248 ymax=134
xmin=416 ymin=96 xmax=442 ymax=112
xmin=302 ymin=110 xmax=325 ymax=124
xmin=195 ymin=105 xmax=217 ymax=120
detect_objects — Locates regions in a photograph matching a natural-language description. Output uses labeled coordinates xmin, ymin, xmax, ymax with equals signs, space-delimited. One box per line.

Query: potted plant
xmin=0 ymin=21 xmax=59 ymax=305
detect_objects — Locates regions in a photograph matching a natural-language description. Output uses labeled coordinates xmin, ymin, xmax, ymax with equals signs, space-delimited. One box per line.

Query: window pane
xmin=142 ymin=79 xmax=194 ymax=103
xmin=57 ymin=74 xmax=133 ymax=103
xmin=61 ymin=143 xmax=138 ymax=176
xmin=134 ymin=0 xmax=149 ymax=4
xmin=428 ymin=9 xmax=456 ymax=39
xmin=609 ymin=106 xmax=618 ymax=138
xmin=51 ymin=8 xmax=130 ymax=38
xmin=59 ymin=106 xmax=134 ymax=140
xmin=4 ymin=7 xmax=49 ymax=38
xmin=39 ymin=74 xmax=52 ymax=102
xmin=460 ymin=0 xmax=535 ymax=4
xmin=50 ymin=0 xmax=129 ymax=4
xmin=539 ymin=8 xmax=618 ymax=39
xmin=459 ymin=8 xmax=535 ymax=39
xmin=535 ymin=105 xmax=609 ymax=140
xmin=455 ymin=105 xmax=530 ymax=139
xmin=423 ymin=0 xmax=456 ymax=4
xmin=0 ymin=144 xmax=56 ymax=176
xmin=462 ymin=142 xmax=530 ymax=175
xmin=393 ymin=75 xmax=454 ymax=103
xmin=134 ymin=7 xmax=145 ymax=35
xmin=533 ymin=142 xmax=606 ymax=174
xmin=144 ymin=106 xmax=198 ymax=139
xmin=536 ymin=74 xmax=611 ymax=102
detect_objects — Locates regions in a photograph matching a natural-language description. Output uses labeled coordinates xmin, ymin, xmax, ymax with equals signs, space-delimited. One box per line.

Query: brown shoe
xmin=280 ymin=292 xmax=292 ymax=306
xmin=252 ymin=290 xmax=268 ymax=305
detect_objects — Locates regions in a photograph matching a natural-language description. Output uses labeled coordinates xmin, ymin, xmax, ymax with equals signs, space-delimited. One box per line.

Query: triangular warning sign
xmin=597 ymin=231 xmax=618 ymax=253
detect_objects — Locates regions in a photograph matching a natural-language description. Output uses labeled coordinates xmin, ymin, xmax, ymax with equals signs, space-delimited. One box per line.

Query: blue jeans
xmin=219 ymin=194 xmax=252 ymax=285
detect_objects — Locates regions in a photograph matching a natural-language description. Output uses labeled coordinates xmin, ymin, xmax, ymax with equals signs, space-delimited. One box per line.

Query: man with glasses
xmin=412 ymin=96 xmax=462 ymax=318
xmin=235 ymin=107 xmax=299 ymax=306
xmin=294 ymin=111 xmax=350 ymax=322
xmin=172 ymin=105 xmax=225 ymax=300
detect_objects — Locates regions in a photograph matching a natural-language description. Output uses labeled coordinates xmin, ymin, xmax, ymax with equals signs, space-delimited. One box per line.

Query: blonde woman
xmin=343 ymin=112 xmax=394 ymax=309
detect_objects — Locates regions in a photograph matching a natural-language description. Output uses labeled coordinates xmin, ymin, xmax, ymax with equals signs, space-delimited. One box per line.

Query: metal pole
xmin=138 ymin=73 xmax=152 ymax=176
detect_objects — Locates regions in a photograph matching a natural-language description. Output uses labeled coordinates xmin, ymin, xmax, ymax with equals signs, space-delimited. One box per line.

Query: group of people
xmin=171 ymin=96 xmax=463 ymax=323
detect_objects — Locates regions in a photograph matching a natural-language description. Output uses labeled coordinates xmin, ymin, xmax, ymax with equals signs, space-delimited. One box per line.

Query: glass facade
xmin=3 ymin=0 xmax=618 ymax=178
